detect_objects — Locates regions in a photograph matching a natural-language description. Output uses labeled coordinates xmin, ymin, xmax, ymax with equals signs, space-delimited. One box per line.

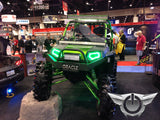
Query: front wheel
xmin=97 ymin=74 xmax=115 ymax=119
xmin=33 ymin=72 xmax=51 ymax=101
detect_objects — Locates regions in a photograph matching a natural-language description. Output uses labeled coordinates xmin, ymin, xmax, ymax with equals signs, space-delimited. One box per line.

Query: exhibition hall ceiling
xmin=0 ymin=0 xmax=160 ymax=18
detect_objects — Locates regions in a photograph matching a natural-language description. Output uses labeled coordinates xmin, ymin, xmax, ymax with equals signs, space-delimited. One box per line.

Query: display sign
xmin=77 ymin=10 xmax=80 ymax=15
xmin=68 ymin=15 xmax=108 ymax=20
xmin=0 ymin=30 xmax=10 ymax=36
xmin=1 ymin=14 xmax=16 ymax=22
xmin=157 ymin=16 xmax=160 ymax=33
xmin=62 ymin=0 xmax=68 ymax=15
xmin=33 ymin=3 xmax=49 ymax=10
xmin=62 ymin=1 xmax=68 ymax=12
xmin=110 ymin=19 xmax=115 ymax=24
xmin=0 ymin=1 xmax=3 ymax=12
xmin=35 ymin=0 xmax=43 ymax=4
xmin=42 ymin=15 xmax=57 ymax=23
xmin=16 ymin=19 xmax=29 ymax=25
xmin=145 ymin=15 xmax=158 ymax=20
xmin=112 ymin=21 xmax=157 ymax=54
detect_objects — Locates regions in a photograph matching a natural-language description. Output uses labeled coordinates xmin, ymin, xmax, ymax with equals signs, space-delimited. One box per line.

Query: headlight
xmin=51 ymin=48 xmax=61 ymax=58
xmin=87 ymin=51 xmax=101 ymax=61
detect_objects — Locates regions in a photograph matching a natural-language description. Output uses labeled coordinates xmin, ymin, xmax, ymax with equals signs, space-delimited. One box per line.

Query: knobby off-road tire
xmin=33 ymin=62 xmax=53 ymax=101
xmin=97 ymin=74 xmax=115 ymax=119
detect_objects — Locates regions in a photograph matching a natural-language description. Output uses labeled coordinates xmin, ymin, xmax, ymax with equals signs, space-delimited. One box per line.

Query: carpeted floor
xmin=0 ymin=73 xmax=159 ymax=120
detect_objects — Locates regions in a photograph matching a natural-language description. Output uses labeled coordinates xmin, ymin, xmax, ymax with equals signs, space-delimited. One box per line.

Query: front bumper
xmin=0 ymin=71 xmax=24 ymax=88
xmin=47 ymin=54 xmax=107 ymax=72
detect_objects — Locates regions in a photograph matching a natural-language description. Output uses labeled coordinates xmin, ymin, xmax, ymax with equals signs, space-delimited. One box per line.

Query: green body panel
xmin=65 ymin=45 xmax=93 ymax=54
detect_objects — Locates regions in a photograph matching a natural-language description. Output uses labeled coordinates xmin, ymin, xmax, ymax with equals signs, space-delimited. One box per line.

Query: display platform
xmin=117 ymin=61 xmax=152 ymax=73
xmin=18 ymin=91 xmax=62 ymax=120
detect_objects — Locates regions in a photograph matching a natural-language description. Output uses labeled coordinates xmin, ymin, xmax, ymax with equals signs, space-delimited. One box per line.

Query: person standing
xmin=19 ymin=36 xmax=25 ymax=53
xmin=118 ymin=29 xmax=126 ymax=60
xmin=112 ymin=31 xmax=119 ymax=49
xmin=31 ymin=35 xmax=38 ymax=51
xmin=44 ymin=33 xmax=56 ymax=51
xmin=13 ymin=36 xmax=20 ymax=55
xmin=136 ymin=31 xmax=146 ymax=65
xmin=25 ymin=36 xmax=32 ymax=53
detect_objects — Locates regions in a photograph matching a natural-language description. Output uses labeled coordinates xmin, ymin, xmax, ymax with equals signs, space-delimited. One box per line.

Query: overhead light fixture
xmin=28 ymin=8 xmax=30 ymax=11
xmin=86 ymin=2 xmax=89 ymax=5
xmin=129 ymin=4 xmax=132 ymax=7
xmin=43 ymin=12 xmax=45 ymax=15
xmin=27 ymin=0 xmax=30 ymax=1
xmin=91 ymin=8 xmax=94 ymax=11
xmin=28 ymin=13 xmax=30 ymax=16
xmin=74 ymin=9 xmax=76 ymax=12
xmin=110 ymin=6 xmax=113 ymax=9
xmin=150 ymin=3 xmax=153 ymax=6
xmin=150 ymin=6 xmax=154 ymax=9
xmin=7 ymin=2 xmax=10 ymax=5
xmin=108 ymin=0 xmax=111 ymax=3
xmin=11 ymin=10 xmax=14 ymax=12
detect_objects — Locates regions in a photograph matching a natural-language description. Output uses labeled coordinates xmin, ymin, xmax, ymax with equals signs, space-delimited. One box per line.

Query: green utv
xmin=33 ymin=15 xmax=117 ymax=119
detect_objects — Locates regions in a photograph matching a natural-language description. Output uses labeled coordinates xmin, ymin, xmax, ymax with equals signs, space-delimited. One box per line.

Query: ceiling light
xmin=27 ymin=0 xmax=30 ymax=1
xmin=91 ymin=8 xmax=94 ymax=11
xmin=86 ymin=2 xmax=89 ymax=5
xmin=129 ymin=4 xmax=132 ymax=7
xmin=7 ymin=2 xmax=10 ymax=5
xmin=28 ymin=13 xmax=30 ymax=16
xmin=43 ymin=12 xmax=45 ymax=15
xmin=108 ymin=0 xmax=111 ymax=3
xmin=150 ymin=6 xmax=154 ymax=9
xmin=110 ymin=6 xmax=113 ymax=9
xmin=11 ymin=10 xmax=14 ymax=12
xmin=74 ymin=9 xmax=76 ymax=12
xmin=28 ymin=8 xmax=30 ymax=11
xmin=58 ymin=11 xmax=60 ymax=14
xmin=150 ymin=3 xmax=153 ymax=6
xmin=60 ymin=11 xmax=63 ymax=14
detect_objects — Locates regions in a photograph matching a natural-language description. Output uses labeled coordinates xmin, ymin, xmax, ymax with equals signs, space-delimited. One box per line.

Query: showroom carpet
xmin=0 ymin=73 xmax=159 ymax=120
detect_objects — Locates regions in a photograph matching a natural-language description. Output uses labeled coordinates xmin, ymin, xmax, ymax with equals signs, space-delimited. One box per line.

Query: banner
xmin=16 ymin=19 xmax=29 ymax=25
xmin=33 ymin=3 xmax=49 ymax=10
xmin=35 ymin=0 xmax=43 ymax=4
xmin=42 ymin=15 xmax=57 ymax=23
xmin=1 ymin=14 xmax=16 ymax=22
xmin=77 ymin=10 xmax=80 ymax=15
xmin=62 ymin=1 xmax=68 ymax=15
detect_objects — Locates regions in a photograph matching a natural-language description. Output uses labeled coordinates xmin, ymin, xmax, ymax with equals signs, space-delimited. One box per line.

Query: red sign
xmin=62 ymin=1 xmax=68 ymax=12
xmin=77 ymin=10 xmax=80 ymax=15
xmin=1 ymin=15 xmax=16 ymax=22
xmin=0 ymin=33 xmax=9 ymax=36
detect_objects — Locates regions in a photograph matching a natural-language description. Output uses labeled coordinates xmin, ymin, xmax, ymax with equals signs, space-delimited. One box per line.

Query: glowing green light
xmin=51 ymin=48 xmax=61 ymax=58
xmin=48 ymin=54 xmax=57 ymax=62
xmin=87 ymin=52 xmax=101 ymax=61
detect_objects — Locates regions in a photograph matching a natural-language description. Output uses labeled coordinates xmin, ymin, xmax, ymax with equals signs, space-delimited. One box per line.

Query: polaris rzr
xmin=33 ymin=15 xmax=117 ymax=119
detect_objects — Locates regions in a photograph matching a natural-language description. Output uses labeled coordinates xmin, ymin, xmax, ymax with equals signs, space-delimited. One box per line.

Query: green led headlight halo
xmin=51 ymin=48 xmax=61 ymax=58
xmin=87 ymin=51 xmax=101 ymax=61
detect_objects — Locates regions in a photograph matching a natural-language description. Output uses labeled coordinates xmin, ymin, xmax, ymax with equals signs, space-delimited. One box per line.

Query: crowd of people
xmin=113 ymin=29 xmax=147 ymax=65
xmin=9 ymin=30 xmax=148 ymax=66
xmin=10 ymin=33 xmax=56 ymax=55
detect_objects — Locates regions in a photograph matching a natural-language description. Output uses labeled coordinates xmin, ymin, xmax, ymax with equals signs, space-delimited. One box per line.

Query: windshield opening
xmin=63 ymin=22 xmax=109 ymax=43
